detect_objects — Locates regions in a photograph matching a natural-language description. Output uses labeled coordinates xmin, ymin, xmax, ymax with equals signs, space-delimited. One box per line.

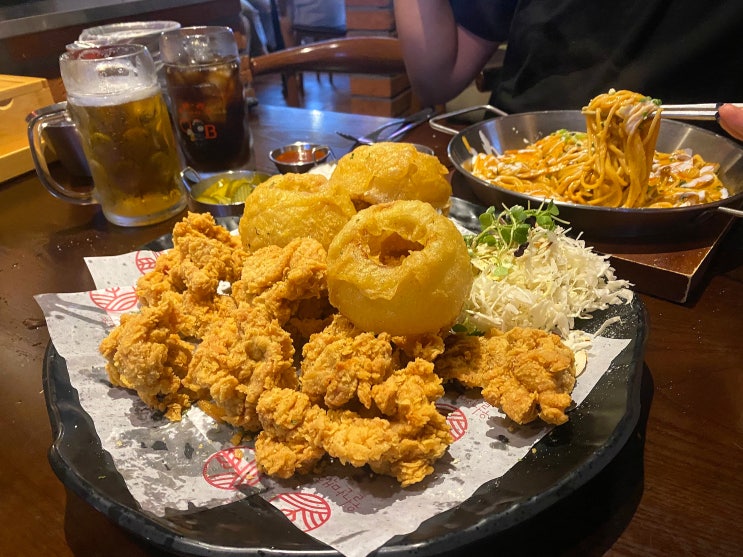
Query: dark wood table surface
xmin=1 ymin=104 xmax=741 ymax=557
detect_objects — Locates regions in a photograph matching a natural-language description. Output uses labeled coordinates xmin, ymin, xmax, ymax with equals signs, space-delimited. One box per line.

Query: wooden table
xmin=1 ymin=104 xmax=741 ymax=556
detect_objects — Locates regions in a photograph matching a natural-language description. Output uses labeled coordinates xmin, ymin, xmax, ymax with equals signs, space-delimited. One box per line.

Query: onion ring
xmin=327 ymin=200 xmax=472 ymax=335
xmin=328 ymin=142 xmax=452 ymax=212
xmin=239 ymin=173 xmax=356 ymax=251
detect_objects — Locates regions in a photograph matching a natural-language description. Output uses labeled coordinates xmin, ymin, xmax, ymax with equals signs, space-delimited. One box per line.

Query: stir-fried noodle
xmin=469 ymin=90 xmax=728 ymax=208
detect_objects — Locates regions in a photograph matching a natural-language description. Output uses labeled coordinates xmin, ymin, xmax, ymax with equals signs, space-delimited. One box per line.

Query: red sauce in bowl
xmin=274 ymin=148 xmax=327 ymax=164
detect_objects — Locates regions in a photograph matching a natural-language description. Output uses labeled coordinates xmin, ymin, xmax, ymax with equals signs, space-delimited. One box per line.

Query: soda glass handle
xmin=26 ymin=106 xmax=96 ymax=205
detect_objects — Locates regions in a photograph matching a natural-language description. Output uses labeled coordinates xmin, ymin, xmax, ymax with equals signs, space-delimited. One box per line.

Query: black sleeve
xmin=449 ymin=0 xmax=518 ymax=42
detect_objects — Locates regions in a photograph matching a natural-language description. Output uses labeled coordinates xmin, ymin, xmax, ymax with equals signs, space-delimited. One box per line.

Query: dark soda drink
xmin=164 ymin=56 xmax=250 ymax=171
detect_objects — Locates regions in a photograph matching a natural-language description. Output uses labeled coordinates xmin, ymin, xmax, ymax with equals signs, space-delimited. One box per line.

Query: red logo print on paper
xmin=269 ymin=492 xmax=331 ymax=532
xmin=437 ymin=402 xmax=468 ymax=442
xmin=135 ymin=250 xmax=162 ymax=275
xmin=89 ymin=287 xmax=138 ymax=313
xmin=202 ymin=446 xmax=261 ymax=490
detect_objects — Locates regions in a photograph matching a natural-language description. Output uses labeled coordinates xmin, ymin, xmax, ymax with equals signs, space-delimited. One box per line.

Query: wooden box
xmin=345 ymin=9 xmax=395 ymax=32
xmin=349 ymin=73 xmax=413 ymax=116
xmin=0 ymin=75 xmax=55 ymax=183
xmin=351 ymin=88 xmax=412 ymax=117
xmin=345 ymin=0 xmax=396 ymax=33
xmin=350 ymin=73 xmax=409 ymax=97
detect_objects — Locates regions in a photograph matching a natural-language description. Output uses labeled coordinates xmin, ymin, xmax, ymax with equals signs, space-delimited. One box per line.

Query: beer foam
xmin=67 ymin=84 xmax=162 ymax=107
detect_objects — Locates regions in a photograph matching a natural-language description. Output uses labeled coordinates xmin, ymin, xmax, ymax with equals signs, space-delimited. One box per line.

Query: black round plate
xmin=43 ymin=210 xmax=647 ymax=556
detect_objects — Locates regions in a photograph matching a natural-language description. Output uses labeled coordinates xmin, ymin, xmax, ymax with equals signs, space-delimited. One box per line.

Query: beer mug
xmin=27 ymin=44 xmax=186 ymax=227
xmin=72 ymin=21 xmax=181 ymax=99
xmin=160 ymin=26 xmax=251 ymax=172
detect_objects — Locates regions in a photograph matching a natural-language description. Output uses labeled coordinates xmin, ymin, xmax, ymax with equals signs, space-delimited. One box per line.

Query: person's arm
xmin=393 ymin=0 xmax=500 ymax=105
xmin=718 ymin=103 xmax=743 ymax=141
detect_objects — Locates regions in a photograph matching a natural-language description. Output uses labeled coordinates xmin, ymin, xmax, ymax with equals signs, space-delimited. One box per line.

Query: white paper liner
xmin=35 ymin=249 xmax=630 ymax=557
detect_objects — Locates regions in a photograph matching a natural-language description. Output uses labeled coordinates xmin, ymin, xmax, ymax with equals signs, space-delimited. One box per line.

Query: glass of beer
xmin=160 ymin=26 xmax=251 ymax=172
xmin=28 ymin=44 xmax=186 ymax=227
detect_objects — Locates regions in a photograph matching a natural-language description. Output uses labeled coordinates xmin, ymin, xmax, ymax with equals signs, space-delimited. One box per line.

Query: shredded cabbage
xmin=459 ymin=221 xmax=633 ymax=343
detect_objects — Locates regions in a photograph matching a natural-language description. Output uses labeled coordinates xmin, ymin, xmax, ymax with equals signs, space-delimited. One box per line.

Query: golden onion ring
xmin=327 ymin=200 xmax=472 ymax=335
xmin=328 ymin=142 xmax=452 ymax=212
xmin=239 ymin=173 xmax=356 ymax=251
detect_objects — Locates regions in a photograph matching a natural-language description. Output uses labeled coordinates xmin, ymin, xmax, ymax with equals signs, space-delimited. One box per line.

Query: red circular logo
xmin=437 ymin=402 xmax=468 ymax=442
xmin=89 ymin=287 xmax=138 ymax=312
xmin=202 ymin=446 xmax=260 ymax=490
xmin=269 ymin=492 xmax=331 ymax=532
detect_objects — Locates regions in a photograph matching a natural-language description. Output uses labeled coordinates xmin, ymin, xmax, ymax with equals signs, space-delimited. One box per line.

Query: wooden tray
xmin=587 ymin=214 xmax=734 ymax=303
xmin=0 ymin=74 xmax=54 ymax=182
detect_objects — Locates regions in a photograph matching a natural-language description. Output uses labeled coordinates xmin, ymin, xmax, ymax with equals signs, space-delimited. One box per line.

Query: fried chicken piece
xmin=167 ymin=291 xmax=239 ymax=340
xmin=134 ymin=212 xmax=247 ymax=338
xmin=322 ymin=359 xmax=451 ymax=487
xmin=134 ymin=251 xmax=177 ymax=307
xmin=495 ymin=327 xmax=576 ymax=425
xmin=435 ymin=333 xmax=505 ymax=388
xmin=300 ymin=314 xmax=398 ymax=409
xmin=323 ymin=410 xmax=452 ymax=487
xmin=136 ymin=212 xmax=246 ymax=305
xmin=257 ymin=323 xmax=452 ymax=486
xmin=300 ymin=314 xmax=448 ymax=411
xmin=370 ymin=358 xmax=444 ymax=423
xmin=390 ymin=332 xmax=446 ymax=364
xmin=284 ymin=296 xmax=336 ymax=342
xmin=99 ymin=295 xmax=195 ymax=421
xmin=254 ymin=388 xmax=327 ymax=478
xmin=231 ymin=237 xmax=328 ymax=327
xmin=132 ymin=288 xmax=238 ymax=341
xmin=435 ymin=327 xmax=576 ymax=425
xmin=183 ymin=304 xmax=298 ymax=431
xmin=166 ymin=211 xmax=246 ymax=297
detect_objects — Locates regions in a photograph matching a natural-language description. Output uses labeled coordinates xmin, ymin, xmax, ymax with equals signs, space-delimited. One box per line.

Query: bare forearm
xmin=394 ymin=0 xmax=499 ymax=105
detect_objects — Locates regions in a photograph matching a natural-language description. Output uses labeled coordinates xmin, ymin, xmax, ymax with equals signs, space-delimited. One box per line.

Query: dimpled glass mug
xmin=28 ymin=44 xmax=186 ymax=227
xmin=160 ymin=26 xmax=251 ymax=172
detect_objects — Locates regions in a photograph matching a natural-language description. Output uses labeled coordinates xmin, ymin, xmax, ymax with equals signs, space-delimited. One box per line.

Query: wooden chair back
xmin=243 ymin=36 xmax=406 ymax=107
xmin=248 ymin=36 xmax=404 ymax=75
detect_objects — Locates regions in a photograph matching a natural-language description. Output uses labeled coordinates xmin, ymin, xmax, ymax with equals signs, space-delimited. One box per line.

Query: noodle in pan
xmin=469 ymin=90 xmax=728 ymax=209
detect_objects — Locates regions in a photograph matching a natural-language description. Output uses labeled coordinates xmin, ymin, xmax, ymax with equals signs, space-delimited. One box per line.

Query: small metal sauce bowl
xmin=180 ymin=167 xmax=271 ymax=217
xmin=411 ymin=143 xmax=435 ymax=156
xmin=269 ymin=142 xmax=331 ymax=174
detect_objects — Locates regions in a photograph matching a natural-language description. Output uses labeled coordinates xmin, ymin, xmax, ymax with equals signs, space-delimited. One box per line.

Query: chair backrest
xmin=247 ymin=36 xmax=405 ymax=76
xmin=289 ymin=0 xmax=346 ymax=34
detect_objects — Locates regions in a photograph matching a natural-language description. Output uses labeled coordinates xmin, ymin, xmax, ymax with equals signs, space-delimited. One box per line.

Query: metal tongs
xmin=336 ymin=107 xmax=435 ymax=147
xmin=660 ymin=102 xmax=743 ymax=121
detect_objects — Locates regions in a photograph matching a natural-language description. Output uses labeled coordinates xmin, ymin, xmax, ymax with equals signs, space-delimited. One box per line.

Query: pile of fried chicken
xmin=99 ymin=210 xmax=576 ymax=487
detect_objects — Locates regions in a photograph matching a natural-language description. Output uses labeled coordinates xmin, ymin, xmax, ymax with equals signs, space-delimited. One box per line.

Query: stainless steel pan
xmin=431 ymin=107 xmax=743 ymax=238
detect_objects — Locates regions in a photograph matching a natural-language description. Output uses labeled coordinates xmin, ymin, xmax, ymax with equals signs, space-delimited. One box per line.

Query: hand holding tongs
xmin=337 ymin=107 xmax=435 ymax=147
xmin=660 ymin=102 xmax=743 ymax=121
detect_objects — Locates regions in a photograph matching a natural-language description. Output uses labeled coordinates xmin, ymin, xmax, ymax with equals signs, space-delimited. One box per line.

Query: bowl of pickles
xmin=180 ymin=167 xmax=271 ymax=217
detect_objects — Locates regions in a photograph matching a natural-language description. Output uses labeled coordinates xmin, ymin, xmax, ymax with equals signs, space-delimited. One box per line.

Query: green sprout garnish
xmin=466 ymin=201 xmax=564 ymax=251
xmin=451 ymin=320 xmax=485 ymax=336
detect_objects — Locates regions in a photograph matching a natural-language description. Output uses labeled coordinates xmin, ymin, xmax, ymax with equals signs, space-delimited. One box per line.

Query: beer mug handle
xmin=26 ymin=102 xmax=95 ymax=205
